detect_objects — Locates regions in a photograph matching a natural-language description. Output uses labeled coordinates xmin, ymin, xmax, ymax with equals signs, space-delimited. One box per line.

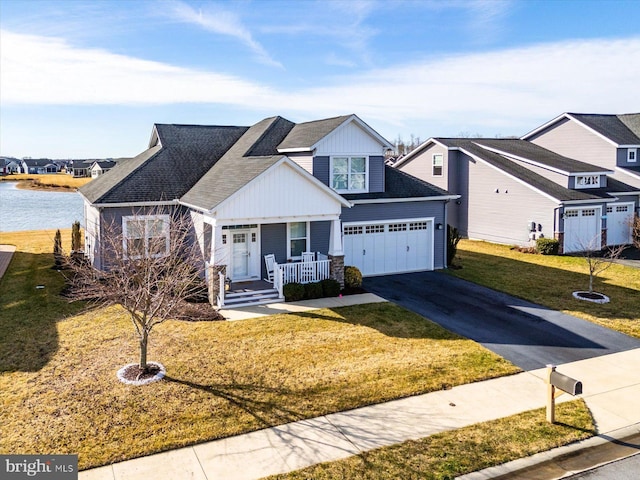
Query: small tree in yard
xmin=71 ymin=220 xmax=82 ymax=252
xmin=631 ymin=215 xmax=640 ymax=249
xmin=575 ymin=235 xmax=625 ymax=296
xmin=53 ymin=229 xmax=63 ymax=268
xmin=64 ymin=208 xmax=206 ymax=382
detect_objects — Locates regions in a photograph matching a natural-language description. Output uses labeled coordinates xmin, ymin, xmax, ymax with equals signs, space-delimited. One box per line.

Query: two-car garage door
xmin=563 ymin=203 xmax=634 ymax=253
xmin=343 ymin=219 xmax=434 ymax=276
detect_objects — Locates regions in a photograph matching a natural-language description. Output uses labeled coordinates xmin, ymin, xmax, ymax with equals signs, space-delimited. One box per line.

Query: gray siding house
xmin=522 ymin=113 xmax=640 ymax=189
xmin=79 ymin=114 xmax=457 ymax=308
xmin=395 ymin=138 xmax=640 ymax=254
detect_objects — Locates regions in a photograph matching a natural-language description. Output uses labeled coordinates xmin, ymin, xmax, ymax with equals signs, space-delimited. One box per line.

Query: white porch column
xmin=328 ymin=218 xmax=344 ymax=256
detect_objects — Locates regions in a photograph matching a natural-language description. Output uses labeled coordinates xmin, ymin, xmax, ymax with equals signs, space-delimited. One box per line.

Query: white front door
xmin=229 ymin=228 xmax=260 ymax=281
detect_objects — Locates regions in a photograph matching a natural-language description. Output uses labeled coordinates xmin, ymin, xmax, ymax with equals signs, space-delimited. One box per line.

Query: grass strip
xmin=269 ymin=400 xmax=594 ymax=480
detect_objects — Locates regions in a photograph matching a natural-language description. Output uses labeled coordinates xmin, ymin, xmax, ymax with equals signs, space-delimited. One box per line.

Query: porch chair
xmin=264 ymin=254 xmax=276 ymax=283
xmin=301 ymin=251 xmax=315 ymax=283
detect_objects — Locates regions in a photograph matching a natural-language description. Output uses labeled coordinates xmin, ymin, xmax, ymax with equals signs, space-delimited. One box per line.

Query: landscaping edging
xmin=572 ymin=291 xmax=610 ymax=304
xmin=116 ymin=362 xmax=166 ymax=386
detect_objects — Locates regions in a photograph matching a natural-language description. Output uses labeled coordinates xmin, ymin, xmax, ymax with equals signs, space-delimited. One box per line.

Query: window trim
xmin=122 ymin=214 xmax=170 ymax=259
xmin=287 ymin=221 xmax=310 ymax=260
xmin=432 ymin=153 xmax=444 ymax=177
xmin=574 ymin=175 xmax=600 ymax=189
xmin=628 ymin=148 xmax=637 ymax=163
xmin=330 ymin=156 xmax=369 ymax=193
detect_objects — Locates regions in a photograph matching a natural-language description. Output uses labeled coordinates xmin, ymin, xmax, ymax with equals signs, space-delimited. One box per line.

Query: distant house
xmin=79 ymin=114 xmax=457 ymax=308
xmin=395 ymin=138 xmax=640 ymax=253
xmin=1 ymin=157 xmax=21 ymax=175
xmin=522 ymin=113 xmax=640 ymax=189
xmin=70 ymin=159 xmax=95 ymax=177
xmin=90 ymin=160 xmax=117 ymax=178
xmin=21 ymin=159 xmax=59 ymax=174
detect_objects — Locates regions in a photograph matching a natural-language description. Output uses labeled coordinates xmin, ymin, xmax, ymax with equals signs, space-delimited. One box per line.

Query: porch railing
xmin=276 ymin=259 xmax=331 ymax=284
xmin=217 ymin=271 xmax=225 ymax=308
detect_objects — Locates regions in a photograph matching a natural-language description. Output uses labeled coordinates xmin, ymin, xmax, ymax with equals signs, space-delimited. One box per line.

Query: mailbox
xmin=550 ymin=371 xmax=582 ymax=396
xmin=546 ymin=365 xmax=583 ymax=423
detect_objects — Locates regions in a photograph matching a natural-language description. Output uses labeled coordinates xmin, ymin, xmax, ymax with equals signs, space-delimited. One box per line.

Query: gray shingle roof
xmin=80 ymin=125 xmax=248 ymax=204
xmin=436 ymin=139 xmax=614 ymax=202
xmin=180 ymin=117 xmax=292 ymax=211
xmin=570 ymin=113 xmax=640 ymax=145
xmin=471 ymin=139 xmax=610 ymax=174
xmin=278 ymin=115 xmax=352 ymax=150
xmin=343 ymin=166 xmax=451 ymax=201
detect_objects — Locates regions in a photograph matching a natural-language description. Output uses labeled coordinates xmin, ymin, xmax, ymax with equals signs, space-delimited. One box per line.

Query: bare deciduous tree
xmin=64 ymin=208 xmax=206 ymax=375
xmin=575 ymin=235 xmax=625 ymax=293
xmin=631 ymin=215 xmax=640 ymax=250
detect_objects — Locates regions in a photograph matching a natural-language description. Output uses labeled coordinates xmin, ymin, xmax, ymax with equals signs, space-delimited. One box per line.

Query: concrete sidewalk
xmin=0 ymin=244 xmax=16 ymax=279
xmin=80 ymin=346 xmax=640 ymax=480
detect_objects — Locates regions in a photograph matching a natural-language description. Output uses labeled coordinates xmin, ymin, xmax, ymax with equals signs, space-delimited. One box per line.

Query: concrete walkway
xmin=80 ymin=333 xmax=640 ymax=479
xmin=0 ymin=244 xmax=16 ymax=279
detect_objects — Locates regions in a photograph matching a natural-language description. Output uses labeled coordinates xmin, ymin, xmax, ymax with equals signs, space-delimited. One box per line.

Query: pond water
xmin=0 ymin=181 xmax=84 ymax=232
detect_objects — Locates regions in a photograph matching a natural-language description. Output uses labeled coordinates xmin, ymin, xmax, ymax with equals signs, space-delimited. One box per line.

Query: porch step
xmin=222 ymin=288 xmax=282 ymax=309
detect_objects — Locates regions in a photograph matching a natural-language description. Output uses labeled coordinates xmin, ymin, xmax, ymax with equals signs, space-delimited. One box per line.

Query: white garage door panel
xmin=607 ymin=203 xmax=634 ymax=246
xmin=343 ymin=219 xmax=433 ymax=276
xmin=564 ymin=207 xmax=601 ymax=253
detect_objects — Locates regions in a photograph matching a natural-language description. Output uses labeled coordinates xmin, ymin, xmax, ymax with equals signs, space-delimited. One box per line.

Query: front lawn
xmin=450 ymin=240 xmax=640 ymax=338
xmin=0 ymin=230 xmax=518 ymax=470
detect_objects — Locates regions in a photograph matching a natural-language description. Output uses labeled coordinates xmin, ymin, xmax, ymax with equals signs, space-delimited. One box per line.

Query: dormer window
xmin=629 ymin=148 xmax=637 ymax=163
xmin=575 ymin=175 xmax=600 ymax=189
xmin=331 ymin=156 xmax=368 ymax=192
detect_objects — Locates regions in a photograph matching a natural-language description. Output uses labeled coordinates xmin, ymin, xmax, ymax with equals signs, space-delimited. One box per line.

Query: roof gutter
xmin=350 ymin=194 xmax=461 ymax=204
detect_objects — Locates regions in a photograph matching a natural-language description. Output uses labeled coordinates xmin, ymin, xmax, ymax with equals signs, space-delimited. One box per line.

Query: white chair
xmin=301 ymin=252 xmax=315 ymax=283
xmin=264 ymin=254 xmax=276 ymax=283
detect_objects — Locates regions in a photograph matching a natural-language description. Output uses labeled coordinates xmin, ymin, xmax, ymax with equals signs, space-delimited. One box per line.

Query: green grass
xmin=268 ymin=400 xmax=594 ymax=480
xmin=450 ymin=240 xmax=640 ymax=338
xmin=0 ymin=230 xmax=518 ymax=470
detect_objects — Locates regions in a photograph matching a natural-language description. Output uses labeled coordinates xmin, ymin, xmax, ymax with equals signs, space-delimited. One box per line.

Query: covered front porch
xmin=191 ymin=156 xmax=351 ymax=308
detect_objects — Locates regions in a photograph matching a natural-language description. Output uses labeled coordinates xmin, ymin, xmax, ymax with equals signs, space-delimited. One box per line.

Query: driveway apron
xmin=364 ymin=272 xmax=640 ymax=371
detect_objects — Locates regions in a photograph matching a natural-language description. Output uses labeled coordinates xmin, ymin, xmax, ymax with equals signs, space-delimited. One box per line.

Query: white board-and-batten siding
xmin=315 ymin=121 xmax=385 ymax=156
xmin=466 ymin=159 xmax=556 ymax=246
xmin=214 ymin=162 xmax=343 ymax=222
xmin=528 ymin=118 xmax=617 ymax=170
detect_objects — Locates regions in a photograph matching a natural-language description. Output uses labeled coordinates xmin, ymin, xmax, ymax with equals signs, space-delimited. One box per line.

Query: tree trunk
xmin=139 ymin=330 xmax=148 ymax=371
xmin=588 ymin=272 xmax=594 ymax=293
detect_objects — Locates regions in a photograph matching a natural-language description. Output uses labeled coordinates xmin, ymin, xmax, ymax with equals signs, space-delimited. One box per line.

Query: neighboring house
xmin=90 ymin=160 xmax=117 ymax=178
xmin=70 ymin=159 xmax=95 ymax=177
xmin=522 ymin=113 xmax=640 ymax=189
xmin=1 ymin=157 xmax=21 ymax=175
xmin=21 ymin=158 xmax=59 ymax=174
xmin=79 ymin=114 xmax=457 ymax=308
xmin=395 ymin=138 xmax=640 ymax=253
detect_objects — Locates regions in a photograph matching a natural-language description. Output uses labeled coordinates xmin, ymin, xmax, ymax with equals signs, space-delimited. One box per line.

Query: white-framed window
xmin=432 ymin=153 xmax=443 ymax=177
xmin=122 ymin=214 xmax=170 ymax=259
xmin=288 ymin=221 xmax=309 ymax=260
xmin=331 ymin=156 xmax=368 ymax=192
xmin=575 ymin=175 xmax=600 ymax=189
xmin=628 ymin=148 xmax=637 ymax=163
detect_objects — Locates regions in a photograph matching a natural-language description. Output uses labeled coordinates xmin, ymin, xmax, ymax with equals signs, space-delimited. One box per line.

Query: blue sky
xmin=1 ymin=0 xmax=639 ymax=159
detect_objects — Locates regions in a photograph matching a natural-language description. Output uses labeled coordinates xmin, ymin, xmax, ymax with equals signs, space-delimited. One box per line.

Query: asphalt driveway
xmin=364 ymin=272 xmax=640 ymax=371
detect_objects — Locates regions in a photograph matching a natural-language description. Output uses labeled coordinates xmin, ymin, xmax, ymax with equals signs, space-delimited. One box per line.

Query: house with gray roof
xmin=522 ymin=113 xmax=640 ymax=189
xmin=79 ymin=114 xmax=457 ymax=308
xmin=21 ymin=158 xmax=59 ymax=174
xmin=90 ymin=160 xmax=117 ymax=178
xmin=395 ymin=138 xmax=640 ymax=253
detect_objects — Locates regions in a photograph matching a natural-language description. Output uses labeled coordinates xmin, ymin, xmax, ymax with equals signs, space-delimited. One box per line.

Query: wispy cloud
xmin=0 ymin=30 xmax=274 ymax=105
xmin=2 ymin=28 xmax=639 ymax=138
xmin=163 ymin=0 xmax=282 ymax=68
